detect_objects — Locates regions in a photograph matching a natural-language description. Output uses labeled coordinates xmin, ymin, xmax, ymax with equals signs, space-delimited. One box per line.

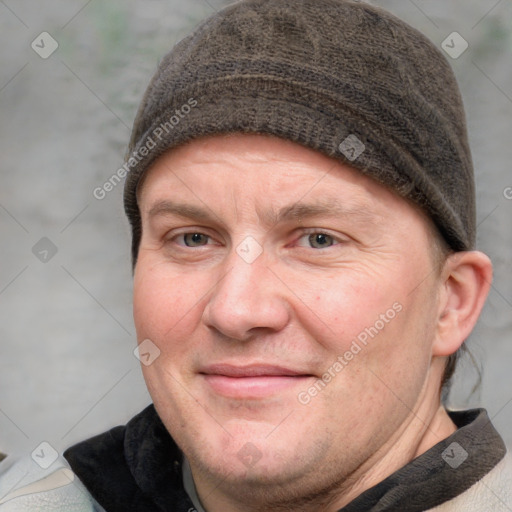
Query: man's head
xmin=123 ymin=0 xmax=492 ymax=509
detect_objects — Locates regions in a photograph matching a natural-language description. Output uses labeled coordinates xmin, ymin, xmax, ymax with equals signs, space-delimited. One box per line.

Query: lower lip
xmin=203 ymin=374 xmax=312 ymax=398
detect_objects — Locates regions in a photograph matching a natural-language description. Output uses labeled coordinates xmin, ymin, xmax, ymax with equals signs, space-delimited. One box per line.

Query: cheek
xmin=133 ymin=259 xmax=204 ymax=347
xmin=299 ymin=268 xmax=434 ymax=387
xmin=292 ymin=270 xmax=398 ymax=353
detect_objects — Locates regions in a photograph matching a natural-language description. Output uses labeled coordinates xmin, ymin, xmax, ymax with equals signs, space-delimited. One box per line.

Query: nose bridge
xmin=223 ymin=255 xmax=263 ymax=308
xmin=203 ymin=242 xmax=289 ymax=339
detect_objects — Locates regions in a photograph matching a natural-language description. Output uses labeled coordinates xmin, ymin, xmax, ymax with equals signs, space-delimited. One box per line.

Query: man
xmin=0 ymin=0 xmax=510 ymax=510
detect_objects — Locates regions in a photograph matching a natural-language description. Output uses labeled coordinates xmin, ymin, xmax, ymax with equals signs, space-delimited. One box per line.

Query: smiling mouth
xmin=199 ymin=364 xmax=315 ymax=398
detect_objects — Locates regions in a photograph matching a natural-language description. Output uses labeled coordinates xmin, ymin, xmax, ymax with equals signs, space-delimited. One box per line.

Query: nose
xmin=202 ymin=246 xmax=290 ymax=341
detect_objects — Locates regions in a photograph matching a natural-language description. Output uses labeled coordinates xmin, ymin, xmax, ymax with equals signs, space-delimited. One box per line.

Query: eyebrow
xmin=146 ymin=198 xmax=377 ymax=227
xmin=147 ymin=201 xmax=215 ymax=223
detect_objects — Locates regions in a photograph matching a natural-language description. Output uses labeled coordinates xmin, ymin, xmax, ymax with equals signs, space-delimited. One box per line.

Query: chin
xmin=188 ymin=439 xmax=348 ymax=511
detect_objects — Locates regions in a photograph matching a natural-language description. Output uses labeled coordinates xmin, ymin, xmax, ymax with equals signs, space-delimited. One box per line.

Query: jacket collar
xmin=339 ymin=408 xmax=506 ymax=511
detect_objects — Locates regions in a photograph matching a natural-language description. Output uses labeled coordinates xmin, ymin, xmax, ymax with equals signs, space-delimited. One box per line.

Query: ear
xmin=432 ymin=251 xmax=493 ymax=357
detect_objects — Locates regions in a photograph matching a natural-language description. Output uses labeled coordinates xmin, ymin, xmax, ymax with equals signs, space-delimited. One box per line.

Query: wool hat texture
xmin=123 ymin=0 xmax=475 ymax=265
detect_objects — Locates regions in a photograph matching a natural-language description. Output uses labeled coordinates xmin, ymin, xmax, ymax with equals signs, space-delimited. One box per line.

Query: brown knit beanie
xmin=123 ymin=0 xmax=475 ymax=267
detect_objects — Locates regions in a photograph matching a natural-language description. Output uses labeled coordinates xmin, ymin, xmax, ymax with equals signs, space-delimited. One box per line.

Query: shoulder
xmin=0 ymin=453 xmax=105 ymax=511
xmin=62 ymin=404 xmax=161 ymax=499
xmin=62 ymin=404 xmax=185 ymax=512
xmin=429 ymin=450 xmax=512 ymax=512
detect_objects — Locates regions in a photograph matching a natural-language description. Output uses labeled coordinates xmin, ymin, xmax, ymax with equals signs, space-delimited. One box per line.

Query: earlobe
xmin=432 ymin=251 xmax=493 ymax=357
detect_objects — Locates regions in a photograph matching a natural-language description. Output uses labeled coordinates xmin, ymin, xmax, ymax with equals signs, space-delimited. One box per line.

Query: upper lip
xmin=200 ymin=364 xmax=312 ymax=378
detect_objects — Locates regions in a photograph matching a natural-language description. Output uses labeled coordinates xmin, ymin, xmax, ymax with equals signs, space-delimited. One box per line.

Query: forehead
xmin=137 ymin=133 xmax=426 ymax=227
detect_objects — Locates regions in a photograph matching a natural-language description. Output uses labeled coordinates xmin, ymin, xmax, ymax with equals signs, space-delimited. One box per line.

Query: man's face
xmin=134 ymin=133 xmax=444 ymax=501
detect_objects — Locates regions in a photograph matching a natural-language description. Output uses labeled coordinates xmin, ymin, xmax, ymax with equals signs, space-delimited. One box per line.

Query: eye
xmin=176 ymin=233 xmax=210 ymax=247
xmin=297 ymin=232 xmax=338 ymax=249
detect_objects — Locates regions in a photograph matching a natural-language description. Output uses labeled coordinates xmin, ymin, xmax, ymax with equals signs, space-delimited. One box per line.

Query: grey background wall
xmin=1 ymin=0 xmax=511 ymax=460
